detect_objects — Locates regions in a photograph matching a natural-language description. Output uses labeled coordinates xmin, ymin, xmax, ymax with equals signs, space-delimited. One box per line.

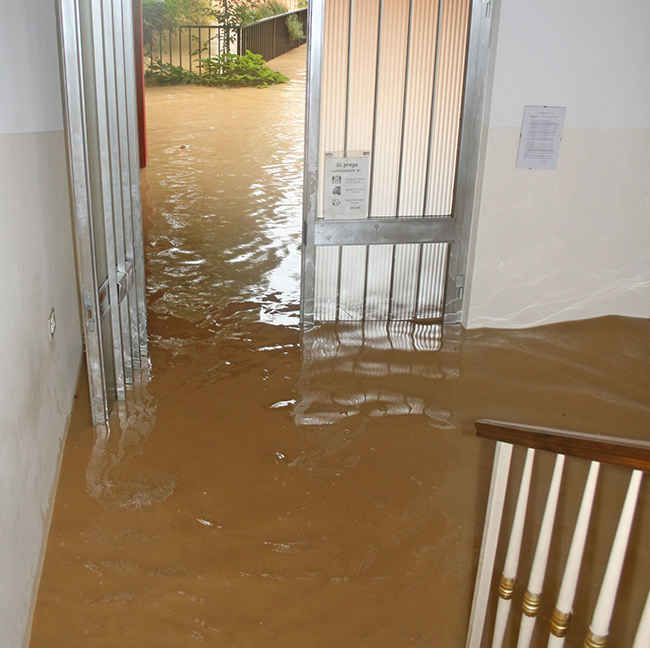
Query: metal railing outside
xmin=145 ymin=8 xmax=307 ymax=79
xmin=239 ymin=8 xmax=307 ymax=61
xmin=145 ymin=25 xmax=235 ymax=76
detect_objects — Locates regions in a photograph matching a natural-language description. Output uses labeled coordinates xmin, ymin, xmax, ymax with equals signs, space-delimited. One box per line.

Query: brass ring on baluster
xmin=550 ymin=608 xmax=572 ymax=637
xmin=498 ymin=575 xmax=517 ymax=600
xmin=584 ymin=629 xmax=607 ymax=648
xmin=522 ymin=590 xmax=541 ymax=617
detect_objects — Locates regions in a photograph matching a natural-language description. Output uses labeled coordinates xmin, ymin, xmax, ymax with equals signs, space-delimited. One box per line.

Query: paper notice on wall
xmin=516 ymin=106 xmax=566 ymax=170
xmin=323 ymin=153 xmax=370 ymax=218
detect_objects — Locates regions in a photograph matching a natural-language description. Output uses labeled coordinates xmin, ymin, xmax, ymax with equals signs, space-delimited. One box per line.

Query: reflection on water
xmin=294 ymin=322 xmax=457 ymax=427
xmin=29 ymin=46 xmax=650 ymax=648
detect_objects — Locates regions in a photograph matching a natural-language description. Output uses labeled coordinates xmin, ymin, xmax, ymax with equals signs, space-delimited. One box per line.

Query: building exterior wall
xmin=465 ymin=0 xmax=650 ymax=328
xmin=0 ymin=1 xmax=82 ymax=646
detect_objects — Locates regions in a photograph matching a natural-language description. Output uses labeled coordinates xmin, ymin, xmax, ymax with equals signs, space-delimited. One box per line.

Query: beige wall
xmin=465 ymin=0 xmax=650 ymax=328
xmin=0 ymin=1 xmax=82 ymax=647
xmin=312 ymin=0 xmax=650 ymax=327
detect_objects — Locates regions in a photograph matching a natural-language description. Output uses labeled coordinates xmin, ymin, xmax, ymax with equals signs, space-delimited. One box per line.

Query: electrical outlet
xmin=48 ymin=308 xmax=56 ymax=340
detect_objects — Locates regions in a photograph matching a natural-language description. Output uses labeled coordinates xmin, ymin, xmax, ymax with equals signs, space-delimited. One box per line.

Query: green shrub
xmin=199 ymin=50 xmax=289 ymax=87
xmin=213 ymin=0 xmax=289 ymax=27
xmin=142 ymin=0 xmax=212 ymax=32
xmin=247 ymin=1 xmax=289 ymax=22
xmin=285 ymin=14 xmax=305 ymax=42
xmin=262 ymin=0 xmax=289 ymax=14
xmin=145 ymin=59 xmax=196 ymax=85
xmin=145 ymin=50 xmax=289 ymax=88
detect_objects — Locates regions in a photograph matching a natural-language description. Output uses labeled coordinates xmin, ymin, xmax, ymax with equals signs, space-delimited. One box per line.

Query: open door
xmin=301 ymin=0 xmax=493 ymax=326
xmin=58 ymin=0 xmax=147 ymax=425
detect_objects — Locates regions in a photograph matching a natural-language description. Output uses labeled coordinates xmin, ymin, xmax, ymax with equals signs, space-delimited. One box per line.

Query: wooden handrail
xmin=476 ymin=420 xmax=650 ymax=473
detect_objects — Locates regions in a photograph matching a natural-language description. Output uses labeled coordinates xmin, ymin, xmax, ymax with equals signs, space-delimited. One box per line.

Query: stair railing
xmin=466 ymin=420 xmax=650 ymax=648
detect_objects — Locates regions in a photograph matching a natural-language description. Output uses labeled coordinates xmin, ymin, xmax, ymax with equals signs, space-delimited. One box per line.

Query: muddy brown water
xmin=30 ymin=47 xmax=650 ymax=647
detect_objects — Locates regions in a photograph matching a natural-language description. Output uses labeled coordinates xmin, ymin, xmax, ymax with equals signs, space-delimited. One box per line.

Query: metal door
xmin=58 ymin=0 xmax=147 ymax=424
xmin=301 ymin=0 xmax=493 ymax=325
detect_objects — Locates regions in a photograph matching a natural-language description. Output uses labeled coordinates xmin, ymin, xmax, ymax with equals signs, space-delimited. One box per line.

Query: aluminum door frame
xmin=59 ymin=0 xmax=109 ymax=424
xmin=301 ymin=0 xmax=494 ymax=326
xmin=120 ymin=0 xmax=148 ymax=357
xmin=57 ymin=0 xmax=148 ymax=424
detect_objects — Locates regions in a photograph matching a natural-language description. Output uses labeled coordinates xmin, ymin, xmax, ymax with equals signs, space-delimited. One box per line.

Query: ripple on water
xmin=142 ymin=49 xmax=306 ymax=334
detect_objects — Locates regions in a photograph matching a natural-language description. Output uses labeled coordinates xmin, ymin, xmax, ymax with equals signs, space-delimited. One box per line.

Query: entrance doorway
xmin=58 ymin=0 xmax=492 ymax=424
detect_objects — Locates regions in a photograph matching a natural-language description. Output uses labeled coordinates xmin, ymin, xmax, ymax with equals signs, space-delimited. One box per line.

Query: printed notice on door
xmin=516 ymin=106 xmax=566 ymax=170
xmin=323 ymin=153 xmax=370 ymax=218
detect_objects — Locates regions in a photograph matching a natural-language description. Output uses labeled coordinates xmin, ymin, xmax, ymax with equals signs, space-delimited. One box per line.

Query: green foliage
xmin=145 ymin=59 xmax=196 ymax=85
xmin=257 ymin=0 xmax=289 ymax=18
xmin=213 ymin=0 xmax=289 ymax=27
xmin=212 ymin=0 xmax=256 ymax=29
xmin=285 ymin=14 xmax=305 ymax=42
xmin=146 ymin=50 xmax=289 ymax=88
xmin=142 ymin=0 xmax=212 ymax=32
xmin=144 ymin=0 xmax=299 ymax=38
xmin=204 ymin=50 xmax=289 ymax=86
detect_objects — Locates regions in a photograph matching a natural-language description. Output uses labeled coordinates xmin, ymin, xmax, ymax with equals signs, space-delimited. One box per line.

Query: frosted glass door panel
xmin=305 ymin=0 xmax=472 ymax=324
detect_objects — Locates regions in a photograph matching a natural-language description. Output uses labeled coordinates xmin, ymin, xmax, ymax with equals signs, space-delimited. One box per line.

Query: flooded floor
xmin=30 ymin=46 xmax=650 ymax=647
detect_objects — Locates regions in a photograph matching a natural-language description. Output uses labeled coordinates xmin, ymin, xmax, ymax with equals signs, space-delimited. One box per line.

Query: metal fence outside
xmin=145 ymin=8 xmax=307 ymax=79
xmin=145 ymin=25 xmax=236 ymax=76
xmin=239 ymin=8 xmax=307 ymax=61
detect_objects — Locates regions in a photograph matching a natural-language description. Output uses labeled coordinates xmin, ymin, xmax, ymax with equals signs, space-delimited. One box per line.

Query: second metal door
xmin=301 ymin=0 xmax=493 ymax=326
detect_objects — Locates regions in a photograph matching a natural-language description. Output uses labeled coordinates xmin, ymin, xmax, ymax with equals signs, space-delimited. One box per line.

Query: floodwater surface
xmin=30 ymin=47 xmax=650 ymax=648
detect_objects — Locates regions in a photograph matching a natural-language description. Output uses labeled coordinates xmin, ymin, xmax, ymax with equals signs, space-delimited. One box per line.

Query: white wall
xmin=0 ymin=0 xmax=82 ymax=646
xmin=0 ymin=0 xmax=64 ymax=134
xmin=465 ymin=0 xmax=650 ymax=328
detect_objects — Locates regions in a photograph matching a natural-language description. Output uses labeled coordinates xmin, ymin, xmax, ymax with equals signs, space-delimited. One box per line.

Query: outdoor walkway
xmin=29 ymin=47 xmax=650 ymax=647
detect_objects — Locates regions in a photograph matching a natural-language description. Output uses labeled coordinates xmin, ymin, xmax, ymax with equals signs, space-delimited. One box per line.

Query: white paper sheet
xmin=516 ymin=106 xmax=566 ymax=170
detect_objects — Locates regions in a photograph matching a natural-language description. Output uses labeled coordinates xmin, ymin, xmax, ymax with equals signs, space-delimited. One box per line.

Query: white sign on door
xmin=323 ymin=153 xmax=370 ymax=218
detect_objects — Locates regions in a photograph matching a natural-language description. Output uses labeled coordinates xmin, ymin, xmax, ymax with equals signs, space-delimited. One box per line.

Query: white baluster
xmin=585 ymin=470 xmax=643 ymax=648
xmin=492 ymin=448 xmax=536 ymax=648
xmin=466 ymin=441 xmax=514 ymax=648
xmin=632 ymin=587 xmax=650 ymax=648
xmin=517 ymin=454 xmax=566 ymax=648
xmin=548 ymin=461 xmax=600 ymax=648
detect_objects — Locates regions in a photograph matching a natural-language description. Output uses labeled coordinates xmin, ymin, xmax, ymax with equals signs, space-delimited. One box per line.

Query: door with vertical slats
xmin=58 ymin=0 xmax=147 ymax=424
xmin=302 ymin=0 xmax=493 ymax=325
